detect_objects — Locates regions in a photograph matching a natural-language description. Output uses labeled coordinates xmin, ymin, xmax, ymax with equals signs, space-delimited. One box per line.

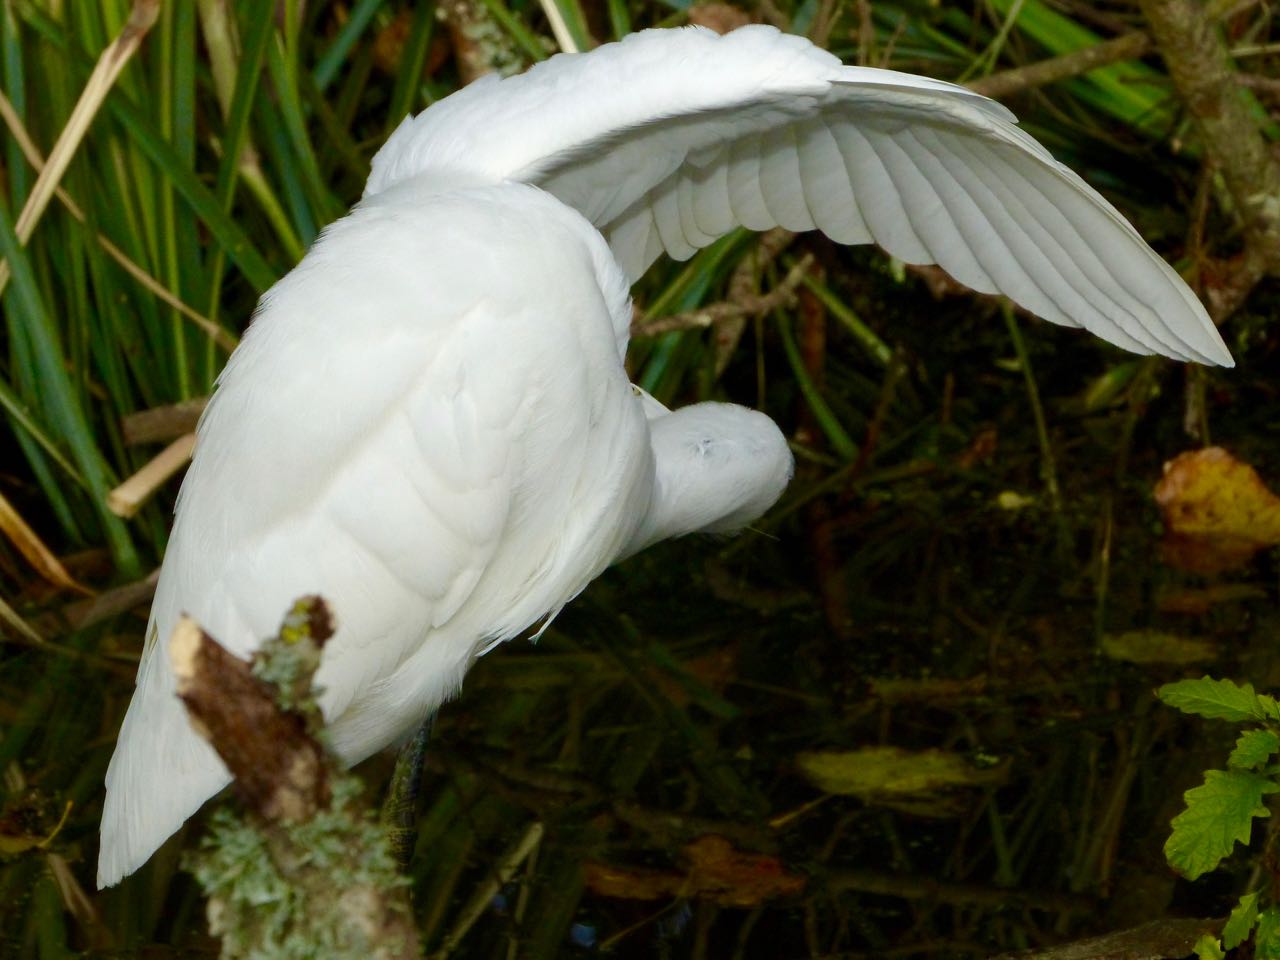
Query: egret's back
xmin=98 ymin=183 xmax=653 ymax=887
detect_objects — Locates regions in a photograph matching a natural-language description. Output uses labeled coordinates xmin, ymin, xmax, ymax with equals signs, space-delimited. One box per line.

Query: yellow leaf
xmin=796 ymin=746 xmax=1008 ymax=800
xmin=1154 ymin=448 xmax=1280 ymax=573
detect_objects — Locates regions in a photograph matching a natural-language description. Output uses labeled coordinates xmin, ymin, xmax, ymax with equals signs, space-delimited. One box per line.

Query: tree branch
xmin=1139 ymin=0 xmax=1280 ymax=314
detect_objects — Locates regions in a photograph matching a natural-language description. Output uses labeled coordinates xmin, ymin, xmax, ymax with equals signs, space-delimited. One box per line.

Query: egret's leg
xmin=382 ymin=712 xmax=435 ymax=871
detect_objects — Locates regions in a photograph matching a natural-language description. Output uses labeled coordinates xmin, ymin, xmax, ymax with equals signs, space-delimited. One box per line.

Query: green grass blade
xmin=478 ymin=0 xmax=549 ymax=62
xmin=384 ymin=3 xmax=436 ymax=130
xmin=777 ymin=312 xmax=859 ymax=461
xmin=106 ymin=89 xmax=280 ymax=292
xmin=313 ymin=0 xmax=386 ymax=92
xmin=0 ymin=195 xmax=138 ymax=572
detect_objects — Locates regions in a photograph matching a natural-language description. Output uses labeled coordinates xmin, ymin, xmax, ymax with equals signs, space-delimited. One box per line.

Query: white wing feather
xmin=368 ymin=25 xmax=1230 ymax=366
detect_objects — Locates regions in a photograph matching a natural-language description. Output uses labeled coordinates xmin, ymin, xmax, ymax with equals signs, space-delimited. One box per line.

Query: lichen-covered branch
xmin=172 ymin=597 xmax=420 ymax=960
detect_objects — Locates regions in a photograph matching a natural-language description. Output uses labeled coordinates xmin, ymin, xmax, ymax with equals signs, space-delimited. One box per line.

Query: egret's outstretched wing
xmin=367 ymin=25 xmax=1230 ymax=366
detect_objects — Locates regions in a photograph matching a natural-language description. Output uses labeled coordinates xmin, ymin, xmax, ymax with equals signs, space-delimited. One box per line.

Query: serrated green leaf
xmin=1224 ymin=891 xmax=1261 ymax=949
xmin=1261 ymin=696 xmax=1280 ymax=723
xmin=1193 ymin=934 xmax=1225 ymax=960
xmin=1258 ymin=906 xmax=1280 ymax=959
xmin=1165 ymin=769 xmax=1280 ymax=880
xmin=1231 ymin=730 xmax=1280 ymax=771
xmin=1159 ymin=677 xmax=1269 ymax=722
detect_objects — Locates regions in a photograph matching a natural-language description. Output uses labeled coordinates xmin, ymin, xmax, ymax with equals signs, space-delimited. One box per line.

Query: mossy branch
xmin=171 ymin=597 xmax=420 ymax=960
xmin=1138 ymin=0 xmax=1280 ymax=318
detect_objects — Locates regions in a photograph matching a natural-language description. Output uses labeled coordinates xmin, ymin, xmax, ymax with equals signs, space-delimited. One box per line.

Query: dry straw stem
xmin=111 ymin=408 xmax=205 ymax=518
xmin=0 ymin=90 xmax=234 ymax=353
xmin=0 ymin=488 xmax=91 ymax=595
xmin=428 ymin=821 xmax=545 ymax=959
xmin=51 ymin=569 xmax=159 ymax=637
xmin=107 ymin=433 xmax=197 ymax=519
xmin=0 ymin=594 xmax=43 ymax=646
xmin=0 ymin=0 xmax=161 ymax=296
xmin=538 ymin=0 xmax=579 ymax=53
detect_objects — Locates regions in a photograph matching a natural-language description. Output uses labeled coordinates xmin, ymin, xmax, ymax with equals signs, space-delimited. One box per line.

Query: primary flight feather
xmin=98 ymin=24 xmax=1230 ymax=888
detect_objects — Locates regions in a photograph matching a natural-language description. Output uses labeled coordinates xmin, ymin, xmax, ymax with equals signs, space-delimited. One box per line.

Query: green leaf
xmin=1258 ymin=906 xmax=1280 ymax=960
xmin=1193 ymin=934 xmax=1225 ymax=960
xmin=1224 ymin=891 xmax=1260 ymax=950
xmin=1165 ymin=769 xmax=1280 ymax=880
xmin=1158 ymin=677 xmax=1270 ymax=723
xmin=1231 ymin=730 xmax=1280 ymax=771
xmin=1262 ymin=695 xmax=1280 ymax=723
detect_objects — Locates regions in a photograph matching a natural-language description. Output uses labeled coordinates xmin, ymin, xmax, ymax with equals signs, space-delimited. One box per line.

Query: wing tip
xmin=1201 ymin=339 xmax=1235 ymax=368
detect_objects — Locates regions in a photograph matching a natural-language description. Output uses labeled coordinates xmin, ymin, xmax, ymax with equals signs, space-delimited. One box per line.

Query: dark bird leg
xmin=382 ymin=711 xmax=435 ymax=872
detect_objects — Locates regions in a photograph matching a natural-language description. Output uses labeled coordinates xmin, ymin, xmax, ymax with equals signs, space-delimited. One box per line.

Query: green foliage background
xmin=0 ymin=0 xmax=1277 ymax=956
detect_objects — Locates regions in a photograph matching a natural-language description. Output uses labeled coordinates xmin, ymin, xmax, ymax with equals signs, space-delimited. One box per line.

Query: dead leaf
xmin=1101 ymin=630 xmax=1216 ymax=665
xmin=581 ymin=861 xmax=684 ymax=902
xmin=955 ymin=427 xmax=998 ymax=469
xmin=651 ymin=644 xmax=738 ymax=708
xmin=370 ymin=8 xmax=450 ymax=78
xmin=869 ymin=675 xmax=989 ymax=704
xmin=796 ymin=746 xmax=1008 ymax=817
xmin=583 ymin=835 xmax=804 ymax=907
xmin=1154 ymin=447 xmax=1280 ymax=573
xmin=682 ymin=836 xmax=806 ymax=908
xmin=1156 ymin=583 xmax=1267 ymax=615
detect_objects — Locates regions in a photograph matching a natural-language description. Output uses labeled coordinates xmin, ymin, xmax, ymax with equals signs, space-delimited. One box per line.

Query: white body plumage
xmin=98 ymin=25 xmax=1230 ymax=888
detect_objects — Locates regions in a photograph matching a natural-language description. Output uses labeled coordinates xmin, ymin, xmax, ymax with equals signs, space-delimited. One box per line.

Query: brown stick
xmin=968 ymin=32 xmax=1152 ymax=100
xmin=122 ymin=399 xmax=209 ymax=445
xmin=632 ymin=251 xmax=812 ymax=340
xmin=171 ymin=614 xmax=332 ymax=822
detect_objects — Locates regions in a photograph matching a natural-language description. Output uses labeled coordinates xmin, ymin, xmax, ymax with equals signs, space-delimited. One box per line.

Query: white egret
xmin=97 ymin=24 xmax=1231 ymax=888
